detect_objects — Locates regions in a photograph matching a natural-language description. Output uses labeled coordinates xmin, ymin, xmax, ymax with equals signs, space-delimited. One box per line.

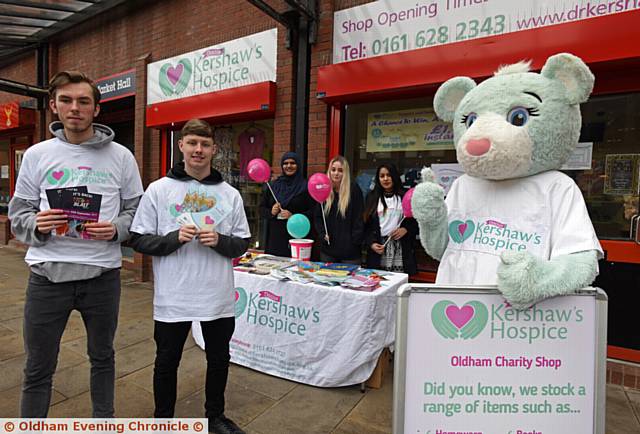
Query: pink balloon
xmin=402 ymin=187 xmax=415 ymax=218
xmin=247 ymin=158 xmax=271 ymax=183
xmin=307 ymin=173 xmax=332 ymax=203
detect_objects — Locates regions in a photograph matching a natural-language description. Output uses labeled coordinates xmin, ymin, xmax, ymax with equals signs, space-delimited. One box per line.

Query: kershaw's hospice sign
xmin=403 ymin=291 xmax=596 ymax=433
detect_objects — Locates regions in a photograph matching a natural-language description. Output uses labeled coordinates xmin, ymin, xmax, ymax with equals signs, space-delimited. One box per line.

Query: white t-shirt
xmin=14 ymin=137 xmax=143 ymax=268
xmin=436 ymin=170 xmax=603 ymax=285
xmin=130 ymin=177 xmax=251 ymax=322
xmin=378 ymin=195 xmax=403 ymax=237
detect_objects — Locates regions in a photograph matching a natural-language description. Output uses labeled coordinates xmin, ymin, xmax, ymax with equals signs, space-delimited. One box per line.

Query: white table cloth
xmin=192 ymin=269 xmax=407 ymax=387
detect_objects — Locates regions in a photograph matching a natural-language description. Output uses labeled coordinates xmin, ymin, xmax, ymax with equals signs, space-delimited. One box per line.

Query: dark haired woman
xmin=363 ymin=164 xmax=417 ymax=274
xmin=260 ymin=152 xmax=314 ymax=256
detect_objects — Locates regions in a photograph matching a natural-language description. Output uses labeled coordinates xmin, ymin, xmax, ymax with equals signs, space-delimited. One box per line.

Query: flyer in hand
xmin=46 ymin=186 xmax=102 ymax=239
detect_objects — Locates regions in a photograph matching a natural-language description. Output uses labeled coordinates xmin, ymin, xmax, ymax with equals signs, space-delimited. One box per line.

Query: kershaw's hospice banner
xmin=404 ymin=291 xmax=596 ymax=433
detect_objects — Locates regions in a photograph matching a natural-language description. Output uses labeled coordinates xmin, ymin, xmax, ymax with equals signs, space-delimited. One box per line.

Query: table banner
xmin=195 ymin=271 xmax=407 ymax=387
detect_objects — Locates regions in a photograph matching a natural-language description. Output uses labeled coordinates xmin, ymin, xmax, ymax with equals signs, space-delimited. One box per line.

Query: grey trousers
xmin=21 ymin=269 xmax=121 ymax=417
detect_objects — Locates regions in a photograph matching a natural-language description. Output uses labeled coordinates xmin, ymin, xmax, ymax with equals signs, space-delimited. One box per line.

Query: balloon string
xmin=382 ymin=216 xmax=405 ymax=248
xmin=266 ymin=182 xmax=278 ymax=203
xmin=321 ymin=202 xmax=330 ymax=245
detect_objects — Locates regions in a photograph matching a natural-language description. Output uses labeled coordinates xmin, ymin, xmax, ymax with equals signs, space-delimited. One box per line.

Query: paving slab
xmin=52 ymin=361 xmax=91 ymax=399
xmin=48 ymin=380 xmax=154 ymax=418
xmin=628 ymin=388 xmax=640 ymax=425
xmin=245 ymin=384 xmax=363 ymax=434
xmin=0 ymin=332 xmax=25 ymax=361
xmin=606 ymin=385 xmax=640 ymax=434
xmin=114 ymin=339 xmax=156 ymax=378
xmin=174 ymin=381 xmax=277 ymax=428
xmin=333 ymin=370 xmax=393 ymax=434
xmin=228 ymin=364 xmax=297 ymax=401
xmin=0 ymin=385 xmax=65 ymax=417
xmin=0 ymin=348 xmax=86 ymax=393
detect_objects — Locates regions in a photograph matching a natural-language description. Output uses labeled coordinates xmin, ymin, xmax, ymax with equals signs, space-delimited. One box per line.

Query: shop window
xmin=167 ymin=119 xmax=274 ymax=248
xmin=0 ymin=139 xmax=9 ymax=215
xmin=96 ymin=96 xmax=135 ymax=155
xmin=344 ymin=96 xmax=457 ymax=273
xmin=563 ymin=92 xmax=640 ymax=240
xmin=344 ymin=92 xmax=640 ymax=258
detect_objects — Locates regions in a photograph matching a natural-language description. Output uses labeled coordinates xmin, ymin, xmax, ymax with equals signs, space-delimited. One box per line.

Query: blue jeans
xmin=21 ymin=269 xmax=121 ymax=417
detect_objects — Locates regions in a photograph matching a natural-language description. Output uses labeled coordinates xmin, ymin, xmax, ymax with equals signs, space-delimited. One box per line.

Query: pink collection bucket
xmin=289 ymin=239 xmax=313 ymax=261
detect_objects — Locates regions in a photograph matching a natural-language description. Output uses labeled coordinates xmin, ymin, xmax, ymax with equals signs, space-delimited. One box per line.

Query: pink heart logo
xmin=205 ymin=216 xmax=214 ymax=225
xmin=52 ymin=170 xmax=64 ymax=181
xmin=458 ymin=223 xmax=468 ymax=237
xmin=445 ymin=305 xmax=475 ymax=329
xmin=167 ymin=64 xmax=184 ymax=86
xmin=235 ymin=290 xmax=239 ymax=301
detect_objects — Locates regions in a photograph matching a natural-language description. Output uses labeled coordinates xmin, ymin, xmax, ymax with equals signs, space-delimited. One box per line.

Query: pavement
xmin=0 ymin=244 xmax=639 ymax=433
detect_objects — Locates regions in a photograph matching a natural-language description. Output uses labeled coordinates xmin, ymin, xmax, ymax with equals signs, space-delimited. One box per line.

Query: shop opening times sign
xmin=400 ymin=289 xmax=600 ymax=433
xmin=147 ymin=29 xmax=277 ymax=105
xmin=333 ymin=0 xmax=640 ymax=63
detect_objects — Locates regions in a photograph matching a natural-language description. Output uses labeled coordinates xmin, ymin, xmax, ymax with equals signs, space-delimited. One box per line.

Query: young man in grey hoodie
xmin=8 ymin=71 xmax=144 ymax=417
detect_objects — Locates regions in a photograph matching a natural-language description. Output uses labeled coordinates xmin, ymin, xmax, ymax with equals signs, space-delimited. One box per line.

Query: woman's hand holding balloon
xmin=279 ymin=209 xmax=292 ymax=219
xmin=391 ymin=227 xmax=408 ymax=240
xmin=371 ymin=243 xmax=385 ymax=254
xmin=271 ymin=202 xmax=281 ymax=216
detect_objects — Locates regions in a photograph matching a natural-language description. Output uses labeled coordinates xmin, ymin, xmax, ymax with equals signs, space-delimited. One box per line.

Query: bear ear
xmin=541 ymin=53 xmax=594 ymax=104
xmin=434 ymin=77 xmax=476 ymax=122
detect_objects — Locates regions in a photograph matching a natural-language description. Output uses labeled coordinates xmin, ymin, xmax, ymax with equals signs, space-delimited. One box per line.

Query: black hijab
xmin=271 ymin=152 xmax=307 ymax=207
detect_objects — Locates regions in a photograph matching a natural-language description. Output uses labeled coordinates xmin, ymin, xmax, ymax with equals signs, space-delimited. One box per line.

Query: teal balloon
xmin=287 ymin=214 xmax=311 ymax=239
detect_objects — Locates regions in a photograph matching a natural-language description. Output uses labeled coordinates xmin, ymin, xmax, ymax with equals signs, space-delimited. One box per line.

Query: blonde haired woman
xmin=313 ymin=155 xmax=364 ymax=264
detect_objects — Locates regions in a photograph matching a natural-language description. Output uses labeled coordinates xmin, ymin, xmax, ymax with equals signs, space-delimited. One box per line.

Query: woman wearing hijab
xmin=363 ymin=163 xmax=418 ymax=274
xmin=260 ymin=152 xmax=314 ymax=257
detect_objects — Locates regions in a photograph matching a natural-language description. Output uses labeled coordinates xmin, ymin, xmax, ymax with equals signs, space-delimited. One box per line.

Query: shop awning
xmin=145 ymin=81 xmax=277 ymax=128
xmin=0 ymin=0 xmax=147 ymax=68
xmin=317 ymin=10 xmax=640 ymax=103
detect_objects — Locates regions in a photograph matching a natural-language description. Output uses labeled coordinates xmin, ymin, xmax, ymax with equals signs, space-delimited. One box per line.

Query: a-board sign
xmin=393 ymin=285 xmax=607 ymax=434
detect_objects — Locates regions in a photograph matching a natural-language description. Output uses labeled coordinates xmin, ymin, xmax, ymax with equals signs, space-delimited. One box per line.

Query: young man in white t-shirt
xmin=129 ymin=119 xmax=250 ymax=434
xmin=8 ymin=71 xmax=144 ymax=417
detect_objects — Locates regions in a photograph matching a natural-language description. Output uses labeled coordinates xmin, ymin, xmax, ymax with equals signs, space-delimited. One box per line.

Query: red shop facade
xmin=319 ymin=4 xmax=640 ymax=366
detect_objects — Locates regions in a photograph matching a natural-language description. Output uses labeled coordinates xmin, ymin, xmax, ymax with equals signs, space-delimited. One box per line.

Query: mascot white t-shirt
xmin=436 ymin=170 xmax=603 ymax=285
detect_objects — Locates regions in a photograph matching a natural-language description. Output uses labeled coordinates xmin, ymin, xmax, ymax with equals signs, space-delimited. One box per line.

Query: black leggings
xmin=153 ymin=317 xmax=235 ymax=419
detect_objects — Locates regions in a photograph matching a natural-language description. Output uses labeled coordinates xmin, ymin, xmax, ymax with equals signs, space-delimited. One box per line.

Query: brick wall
xmin=0 ymin=0 xmax=380 ymax=277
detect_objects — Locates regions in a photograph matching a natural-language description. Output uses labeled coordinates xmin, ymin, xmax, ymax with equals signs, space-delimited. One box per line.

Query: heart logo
xmin=445 ymin=305 xmax=474 ymax=329
xmin=448 ymin=220 xmax=475 ymax=243
xmin=431 ymin=300 xmax=488 ymax=340
xmin=169 ymin=203 xmax=183 ymax=218
xmin=234 ymin=287 xmax=248 ymax=318
xmin=166 ymin=63 xmax=184 ymax=85
xmin=159 ymin=59 xmax=192 ymax=97
xmin=46 ymin=168 xmax=70 ymax=185
xmin=205 ymin=216 xmax=214 ymax=225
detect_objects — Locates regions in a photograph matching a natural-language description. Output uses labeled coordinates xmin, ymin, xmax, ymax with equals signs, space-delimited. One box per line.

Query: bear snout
xmin=465 ymin=138 xmax=491 ymax=156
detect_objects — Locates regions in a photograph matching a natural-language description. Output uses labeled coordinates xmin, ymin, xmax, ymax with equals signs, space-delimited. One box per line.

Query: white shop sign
xmin=333 ymin=0 xmax=638 ymax=63
xmin=147 ymin=28 xmax=277 ymax=105
xmin=392 ymin=285 xmax=607 ymax=434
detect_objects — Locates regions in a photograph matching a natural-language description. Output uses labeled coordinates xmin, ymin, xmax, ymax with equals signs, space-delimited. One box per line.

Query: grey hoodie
xmin=8 ymin=122 xmax=141 ymax=283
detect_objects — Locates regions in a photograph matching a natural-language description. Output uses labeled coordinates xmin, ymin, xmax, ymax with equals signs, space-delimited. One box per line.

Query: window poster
xmin=561 ymin=142 xmax=593 ymax=171
xmin=604 ymin=154 xmax=640 ymax=195
xmin=366 ymin=108 xmax=454 ymax=153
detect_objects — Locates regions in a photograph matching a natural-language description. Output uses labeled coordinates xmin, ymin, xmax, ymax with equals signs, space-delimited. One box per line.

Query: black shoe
xmin=208 ymin=415 xmax=245 ymax=434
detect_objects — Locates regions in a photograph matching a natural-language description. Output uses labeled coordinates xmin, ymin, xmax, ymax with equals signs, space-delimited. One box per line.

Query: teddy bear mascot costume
xmin=411 ymin=53 xmax=603 ymax=310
